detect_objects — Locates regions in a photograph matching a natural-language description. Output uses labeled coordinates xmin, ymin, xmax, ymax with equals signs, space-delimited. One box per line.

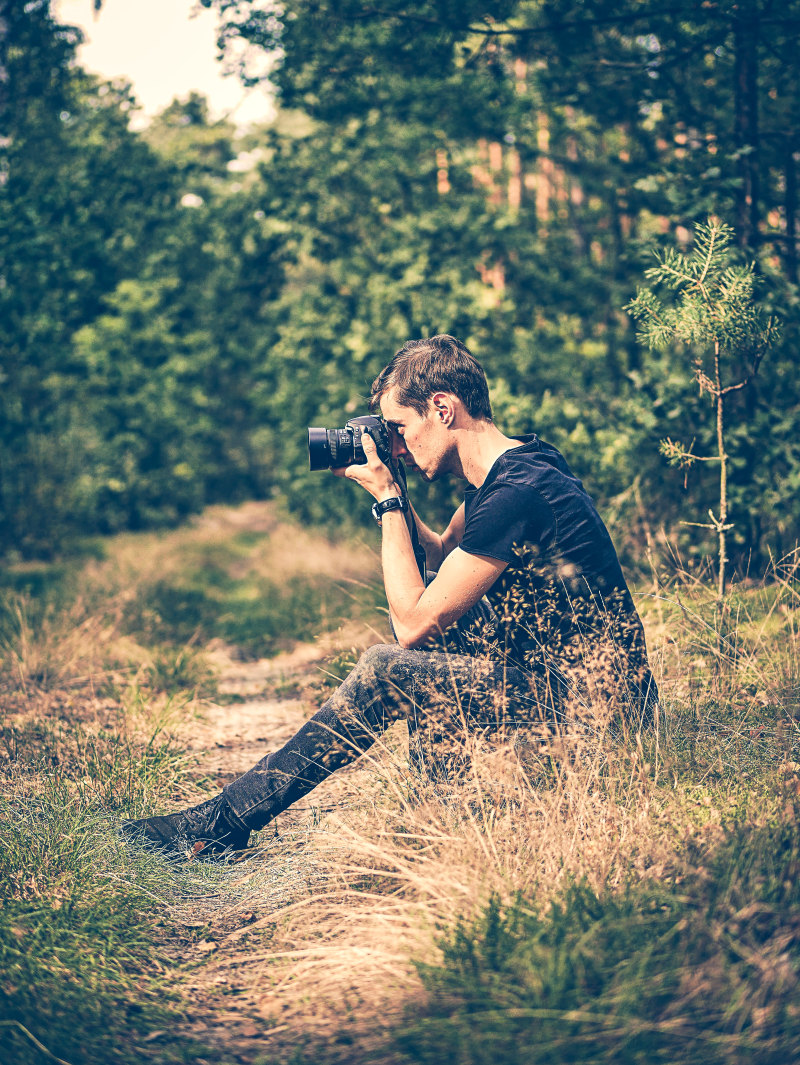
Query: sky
xmin=54 ymin=0 xmax=277 ymax=128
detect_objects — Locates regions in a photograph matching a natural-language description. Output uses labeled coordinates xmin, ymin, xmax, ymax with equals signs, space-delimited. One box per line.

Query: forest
xmin=3 ymin=3 xmax=800 ymax=1065
xmin=4 ymin=0 xmax=800 ymax=569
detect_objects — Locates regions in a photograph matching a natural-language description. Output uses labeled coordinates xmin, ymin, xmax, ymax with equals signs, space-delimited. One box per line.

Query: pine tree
xmin=627 ymin=219 xmax=778 ymax=621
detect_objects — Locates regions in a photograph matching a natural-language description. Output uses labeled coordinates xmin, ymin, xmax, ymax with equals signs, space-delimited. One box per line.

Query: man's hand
xmin=332 ymin=430 xmax=400 ymax=502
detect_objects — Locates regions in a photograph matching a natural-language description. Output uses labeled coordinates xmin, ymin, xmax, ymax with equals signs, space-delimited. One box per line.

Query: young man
xmin=123 ymin=335 xmax=656 ymax=859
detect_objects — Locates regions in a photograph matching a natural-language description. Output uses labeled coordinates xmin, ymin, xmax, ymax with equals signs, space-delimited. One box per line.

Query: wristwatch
xmin=371 ymin=495 xmax=409 ymax=526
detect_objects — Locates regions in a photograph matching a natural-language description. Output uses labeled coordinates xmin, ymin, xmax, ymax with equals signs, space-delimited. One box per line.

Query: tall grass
xmin=399 ymin=811 xmax=800 ymax=1065
xmin=3 ymin=504 xmax=799 ymax=1064
xmin=0 ymin=726 xmax=218 ymax=1064
xmin=208 ymin=553 xmax=800 ymax=1063
xmin=0 ymin=503 xmax=385 ymax=1065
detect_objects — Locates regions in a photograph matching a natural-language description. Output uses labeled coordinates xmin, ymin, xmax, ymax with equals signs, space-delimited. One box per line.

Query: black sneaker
xmin=120 ymin=793 xmax=250 ymax=860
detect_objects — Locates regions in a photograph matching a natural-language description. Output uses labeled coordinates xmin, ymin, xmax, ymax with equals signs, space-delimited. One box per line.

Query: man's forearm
xmin=380 ymin=509 xmax=427 ymax=645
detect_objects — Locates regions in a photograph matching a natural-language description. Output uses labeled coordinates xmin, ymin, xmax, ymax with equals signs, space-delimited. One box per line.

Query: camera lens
xmin=308 ymin=427 xmax=359 ymax=470
xmin=308 ymin=428 xmax=332 ymax=471
xmin=308 ymin=417 xmax=388 ymax=471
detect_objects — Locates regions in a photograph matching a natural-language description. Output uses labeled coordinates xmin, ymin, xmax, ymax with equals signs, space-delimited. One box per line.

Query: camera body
xmin=308 ymin=415 xmax=392 ymax=471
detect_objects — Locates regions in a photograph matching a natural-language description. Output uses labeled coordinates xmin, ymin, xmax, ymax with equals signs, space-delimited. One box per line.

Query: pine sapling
xmin=627 ymin=219 xmax=778 ymax=640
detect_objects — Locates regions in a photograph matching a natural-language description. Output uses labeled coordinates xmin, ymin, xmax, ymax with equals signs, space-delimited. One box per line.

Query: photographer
xmin=122 ymin=335 xmax=656 ymax=859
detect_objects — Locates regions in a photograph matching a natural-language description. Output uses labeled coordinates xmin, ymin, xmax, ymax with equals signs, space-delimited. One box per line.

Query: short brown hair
xmin=370 ymin=335 xmax=493 ymax=421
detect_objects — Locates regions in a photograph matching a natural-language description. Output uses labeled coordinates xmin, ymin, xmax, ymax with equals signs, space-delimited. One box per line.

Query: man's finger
xmin=362 ymin=432 xmax=385 ymax=468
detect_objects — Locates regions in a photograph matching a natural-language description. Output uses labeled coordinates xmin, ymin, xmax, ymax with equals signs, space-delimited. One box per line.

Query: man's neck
xmin=453 ymin=422 xmax=524 ymax=487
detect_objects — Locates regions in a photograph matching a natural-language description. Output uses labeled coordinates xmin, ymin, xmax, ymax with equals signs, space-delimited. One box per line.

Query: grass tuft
xmin=397 ymin=810 xmax=800 ymax=1064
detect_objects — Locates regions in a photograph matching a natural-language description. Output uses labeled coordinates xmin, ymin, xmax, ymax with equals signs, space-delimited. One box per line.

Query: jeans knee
xmin=354 ymin=644 xmax=425 ymax=694
xmin=357 ymin=643 xmax=407 ymax=676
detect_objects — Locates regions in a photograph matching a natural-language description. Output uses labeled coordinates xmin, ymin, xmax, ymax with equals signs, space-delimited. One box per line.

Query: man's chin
xmin=407 ymin=464 xmax=437 ymax=483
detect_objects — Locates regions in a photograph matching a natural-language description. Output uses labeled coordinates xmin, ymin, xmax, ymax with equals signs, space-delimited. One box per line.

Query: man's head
xmin=369 ymin=335 xmax=492 ymax=480
xmin=369 ymin=335 xmax=492 ymax=422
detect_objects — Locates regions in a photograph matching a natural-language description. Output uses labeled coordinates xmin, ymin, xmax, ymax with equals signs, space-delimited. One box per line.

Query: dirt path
xmin=162 ymin=637 xmax=392 ymax=1065
xmin=187 ymin=642 xmax=328 ymax=783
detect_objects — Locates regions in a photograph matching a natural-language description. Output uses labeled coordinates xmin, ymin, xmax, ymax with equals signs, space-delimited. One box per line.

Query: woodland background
xmin=5 ymin=7 xmax=800 ymax=1064
xmin=4 ymin=0 xmax=800 ymax=567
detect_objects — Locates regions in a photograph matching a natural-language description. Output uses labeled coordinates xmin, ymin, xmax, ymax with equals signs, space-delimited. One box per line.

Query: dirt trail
xmin=164 ymin=637 xmax=389 ymax=1064
xmin=186 ymin=642 xmax=328 ymax=783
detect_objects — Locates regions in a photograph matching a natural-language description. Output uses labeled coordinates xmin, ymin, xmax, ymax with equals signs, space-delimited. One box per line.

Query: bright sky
xmin=54 ymin=0 xmax=277 ymax=128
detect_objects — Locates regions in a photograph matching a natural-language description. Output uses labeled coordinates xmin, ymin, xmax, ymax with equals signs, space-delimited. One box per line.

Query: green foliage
xmin=1 ymin=4 xmax=179 ymax=554
xmin=1 ymin=9 xmax=286 ymax=556
xmin=628 ymin=220 xmax=779 ymax=597
xmin=629 ymin=221 xmax=776 ymax=358
xmin=6 ymin=0 xmax=800 ymax=575
xmin=398 ymin=814 xmax=800 ymax=1064
xmin=198 ymin=0 xmax=800 ymax=567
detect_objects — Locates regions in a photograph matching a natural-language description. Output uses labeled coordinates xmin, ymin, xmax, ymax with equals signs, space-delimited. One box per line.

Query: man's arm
xmin=336 ymin=434 xmax=505 ymax=649
xmin=379 ymin=513 xmax=506 ymax=648
xmin=410 ymin=502 xmax=465 ymax=570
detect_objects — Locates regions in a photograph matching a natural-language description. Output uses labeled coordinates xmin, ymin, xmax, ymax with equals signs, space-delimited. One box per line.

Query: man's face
xmin=379 ymin=388 xmax=450 ymax=482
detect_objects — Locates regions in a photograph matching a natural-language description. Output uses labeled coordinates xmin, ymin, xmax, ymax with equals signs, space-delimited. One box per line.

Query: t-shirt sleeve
xmin=459 ymin=477 xmax=554 ymax=563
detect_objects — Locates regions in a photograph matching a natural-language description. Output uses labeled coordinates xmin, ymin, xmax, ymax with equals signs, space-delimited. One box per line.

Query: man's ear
xmin=431 ymin=392 xmax=456 ymax=425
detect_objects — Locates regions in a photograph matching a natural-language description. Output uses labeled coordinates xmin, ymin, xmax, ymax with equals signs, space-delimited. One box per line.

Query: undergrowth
xmin=398 ymin=811 xmax=800 ymax=1064
xmin=2 ymin=506 xmax=800 ymax=1064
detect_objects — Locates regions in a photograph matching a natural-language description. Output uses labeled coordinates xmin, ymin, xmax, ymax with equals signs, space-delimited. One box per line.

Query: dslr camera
xmin=308 ymin=415 xmax=392 ymax=471
xmin=307 ymin=413 xmax=426 ymax=579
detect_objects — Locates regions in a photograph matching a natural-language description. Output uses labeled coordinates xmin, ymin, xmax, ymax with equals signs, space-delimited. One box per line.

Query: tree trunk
xmin=714 ymin=341 xmax=730 ymax=674
xmin=785 ymin=143 xmax=798 ymax=284
xmin=715 ymin=342 xmax=728 ymax=603
xmin=733 ymin=2 xmax=761 ymax=251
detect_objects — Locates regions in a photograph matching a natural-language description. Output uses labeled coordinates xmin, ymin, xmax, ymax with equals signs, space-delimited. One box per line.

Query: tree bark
xmin=785 ymin=143 xmax=798 ymax=284
xmin=733 ymin=2 xmax=761 ymax=250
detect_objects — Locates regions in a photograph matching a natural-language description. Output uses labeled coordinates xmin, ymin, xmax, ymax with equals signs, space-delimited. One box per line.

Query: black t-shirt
xmin=460 ymin=434 xmax=629 ymax=597
xmin=455 ymin=434 xmax=654 ymax=714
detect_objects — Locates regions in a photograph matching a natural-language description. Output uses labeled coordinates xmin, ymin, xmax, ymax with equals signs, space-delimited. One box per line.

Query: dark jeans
xmin=220 ymin=578 xmax=657 ymax=833
xmin=222 ymin=644 xmax=543 ymax=831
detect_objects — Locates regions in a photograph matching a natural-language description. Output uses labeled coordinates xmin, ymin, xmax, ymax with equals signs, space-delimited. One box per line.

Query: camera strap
xmin=392 ymin=460 xmax=427 ymax=583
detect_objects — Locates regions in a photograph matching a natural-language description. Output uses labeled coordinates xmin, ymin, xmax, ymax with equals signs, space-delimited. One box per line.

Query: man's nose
xmin=391 ymin=433 xmax=408 ymax=460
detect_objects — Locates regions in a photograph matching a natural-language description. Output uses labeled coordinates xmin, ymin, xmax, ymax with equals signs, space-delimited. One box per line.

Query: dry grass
xmin=3 ymin=506 xmax=799 ymax=1063
xmin=205 ymin=730 xmax=668 ymax=1030
xmin=185 ymin=551 xmax=800 ymax=1054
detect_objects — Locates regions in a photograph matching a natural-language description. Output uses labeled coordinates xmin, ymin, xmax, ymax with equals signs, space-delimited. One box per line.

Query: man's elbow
xmin=394 ymin=618 xmax=439 ymax=650
xmin=397 ymin=632 xmax=426 ymax=651
xmin=398 ymin=609 xmax=453 ymax=647
xmin=425 ymin=547 xmax=444 ymax=572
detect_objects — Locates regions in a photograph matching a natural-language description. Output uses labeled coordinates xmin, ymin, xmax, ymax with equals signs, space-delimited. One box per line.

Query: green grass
xmin=123 ymin=569 xmax=380 ymax=657
xmin=395 ymin=809 xmax=800 ymax=1065
xmin=116 ymin=529 xmax=384 ymax=659
xmin=0 ymin=756 xmax=226 ymax=1065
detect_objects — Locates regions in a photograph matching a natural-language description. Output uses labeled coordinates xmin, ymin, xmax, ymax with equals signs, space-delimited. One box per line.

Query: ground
xmin=3 ymin=503 xmax=800 ymax=1065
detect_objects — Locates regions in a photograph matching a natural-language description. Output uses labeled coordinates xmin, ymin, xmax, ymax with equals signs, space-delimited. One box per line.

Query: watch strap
xmin=372 ymin=495 xmax=408 ymax=525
